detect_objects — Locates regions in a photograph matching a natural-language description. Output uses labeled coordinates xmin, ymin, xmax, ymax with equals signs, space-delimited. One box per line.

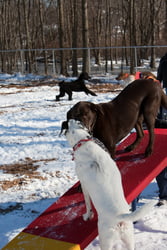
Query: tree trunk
xmin=23 ymin=0 xmax=32 ymax=73
xmin=150 ymin=0 xmax=156 ymax=68
xmin=129 ymin=0 xmax=135 ymax=73
xmin=82 ymin=0 xmax=90 ymax=73
xmin=58 ymin=0 xmax=67 ymax=76
xmin=71 ymin=0 xmax=78 ymax=76
xmin=38 ymin=0 xmax=48 ymax=74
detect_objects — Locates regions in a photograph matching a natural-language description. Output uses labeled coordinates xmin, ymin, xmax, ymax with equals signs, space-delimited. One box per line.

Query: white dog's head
xmin=61 ymin=119 xmax=90 ymax=147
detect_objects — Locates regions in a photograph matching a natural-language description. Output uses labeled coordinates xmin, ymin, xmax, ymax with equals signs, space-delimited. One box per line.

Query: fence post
xmin=20 ymin=50 xmax=24 ymax=74
xmin=134 ymin=47 xmax=138 ymax=71
xmin=88 ymin=48 xmax=90 ymax=74
xmin=52 ymin=50 xmax=56 ymax=75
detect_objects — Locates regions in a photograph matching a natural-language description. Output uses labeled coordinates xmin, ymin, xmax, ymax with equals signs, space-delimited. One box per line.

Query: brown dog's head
xmin=66 ymin=101 xmax=103 ymax=133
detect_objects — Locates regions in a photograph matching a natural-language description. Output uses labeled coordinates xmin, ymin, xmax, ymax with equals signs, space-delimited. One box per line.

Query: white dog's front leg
xmin=81 ymin=183 xmax=94 ymax=221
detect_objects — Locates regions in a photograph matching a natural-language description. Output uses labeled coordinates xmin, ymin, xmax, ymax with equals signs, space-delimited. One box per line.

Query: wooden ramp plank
xmin=2 ymin=232 xmax=81 ymax=250
xmin=24 ymin=182 xmax=98 ymax=249
xmin=116 ymin=129 xmax=167 ymax=203
xmin=2 ymin=129 xmax=167 ymax=250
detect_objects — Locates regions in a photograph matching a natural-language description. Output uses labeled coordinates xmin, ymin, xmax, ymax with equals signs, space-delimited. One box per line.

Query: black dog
xmin=56 ymin=72 xmax=97 ymax=101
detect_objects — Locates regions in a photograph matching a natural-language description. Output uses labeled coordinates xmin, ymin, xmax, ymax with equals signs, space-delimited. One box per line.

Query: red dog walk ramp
xmin=2 ymin=182 xmax=98 ymax=250
xmin=2 ymin=129 xmax=167 ymax=250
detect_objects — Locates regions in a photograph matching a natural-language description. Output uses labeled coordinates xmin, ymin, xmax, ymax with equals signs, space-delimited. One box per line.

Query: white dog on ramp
xmin=61 ymin=119 xmax=156 ymax=250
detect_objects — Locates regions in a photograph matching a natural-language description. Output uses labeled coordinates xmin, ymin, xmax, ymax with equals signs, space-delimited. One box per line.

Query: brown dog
xmin=65 ymin=79 xmax=167 ymax=158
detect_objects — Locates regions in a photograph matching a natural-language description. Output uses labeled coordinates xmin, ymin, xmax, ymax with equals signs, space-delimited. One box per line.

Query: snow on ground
xmin=0 ymin=73 xmax=167 ymax=249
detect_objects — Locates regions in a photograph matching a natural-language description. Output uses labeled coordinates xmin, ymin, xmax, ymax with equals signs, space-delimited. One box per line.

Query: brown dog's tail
xmin=161 ymin=90 xmax=167 ymax=109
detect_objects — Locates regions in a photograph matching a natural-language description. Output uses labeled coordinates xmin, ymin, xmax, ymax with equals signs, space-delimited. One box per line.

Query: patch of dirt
xmin=0 ymin=80 xmax=59 ymax=89
xmin=0 ymin=157 xmax=57 ymax=190
xmin=0 ymin=178 xmax=28 ymax=191
xmin=88 ymin=83 xmax=122 ymax=93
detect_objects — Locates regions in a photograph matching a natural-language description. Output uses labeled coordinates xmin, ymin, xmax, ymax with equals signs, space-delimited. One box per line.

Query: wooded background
xmin=0 ymin=0 xmax=167 ymax=75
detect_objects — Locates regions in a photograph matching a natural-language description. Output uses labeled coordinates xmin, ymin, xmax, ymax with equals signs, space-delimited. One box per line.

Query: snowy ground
xmin=0 ymin=73 xmax=167 ymax=250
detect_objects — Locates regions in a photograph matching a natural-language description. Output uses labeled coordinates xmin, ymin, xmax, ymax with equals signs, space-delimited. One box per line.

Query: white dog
xmin=61 ymin=119 xmax=155 ymax=250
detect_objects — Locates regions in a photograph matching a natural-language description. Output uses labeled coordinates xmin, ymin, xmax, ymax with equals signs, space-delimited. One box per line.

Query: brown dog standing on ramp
xmin=56 ymin=72 xmax=97 ymax=101
xmin=65 ymin=79 xmax=167 ymax=158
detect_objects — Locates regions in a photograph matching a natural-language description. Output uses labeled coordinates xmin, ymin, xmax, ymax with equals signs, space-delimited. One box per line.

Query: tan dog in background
xmin=116 ymin=71 xmax=157 ymax=86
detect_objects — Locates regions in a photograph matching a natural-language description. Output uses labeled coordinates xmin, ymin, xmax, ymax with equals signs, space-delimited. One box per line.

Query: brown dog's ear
xmin=60 ymin=121 xmax=68 ymax=135
xmin=90 ymin=103 xmax=104 ymax=115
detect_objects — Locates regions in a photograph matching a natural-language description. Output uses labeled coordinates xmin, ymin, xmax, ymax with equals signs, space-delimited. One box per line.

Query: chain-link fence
xmin=1 ymin=45 xmax=167 ymax=76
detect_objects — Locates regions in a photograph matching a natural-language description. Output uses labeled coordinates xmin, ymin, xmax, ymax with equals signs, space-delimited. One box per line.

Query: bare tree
xmin=57 ymin=0 xmax=67 ymax=75
xmin=82 ymin=0 xmax=90 ymax=73
xmin=22 ymin=0 xmax=32 ymax=72
xmin=71 ymin=0 xmax=78 ymax=76
xmin=90 ymin=0 xmax=103 ymax=65
xmin=128 ymin=0 xmax=135 ymax=73
xmin=38 ymin=0 xmax=48 ymax=74
xmin=165 ymin=0 xmax=167 ymax=39
xmin=150 ymin=0 xmax=156 ymax=68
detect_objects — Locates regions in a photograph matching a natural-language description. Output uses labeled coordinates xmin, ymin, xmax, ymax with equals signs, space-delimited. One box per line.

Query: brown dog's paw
xmin=144 ymin=148 xmax=153 ymax=157
xmin=77 ymin=184 xmax=83 ymax=193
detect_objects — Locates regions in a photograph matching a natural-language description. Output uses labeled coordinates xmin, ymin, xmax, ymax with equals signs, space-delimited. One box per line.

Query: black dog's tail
xmin=84 ymin=87 xmax=97 ymax=96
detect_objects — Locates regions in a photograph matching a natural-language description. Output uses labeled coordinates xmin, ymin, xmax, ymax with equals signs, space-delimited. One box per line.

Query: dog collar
xmin=145 ymin=76 xmax=161 ymax=85
xmin=72 ymin=138 xmax=92 ymax=160
xmin=73 ymin=138 xmax=92 ymax=152
xmin=124 ymin=73 xmax=129 ymax=78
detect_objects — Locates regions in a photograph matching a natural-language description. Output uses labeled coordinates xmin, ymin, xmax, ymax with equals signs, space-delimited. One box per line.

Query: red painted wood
xmin=23 ymin=129 xmax=167 ymax=249
xmin=24 ymin=183 xmax=98 ymax=249
xmin=116 ymin=129 xmax=167 ymax=203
